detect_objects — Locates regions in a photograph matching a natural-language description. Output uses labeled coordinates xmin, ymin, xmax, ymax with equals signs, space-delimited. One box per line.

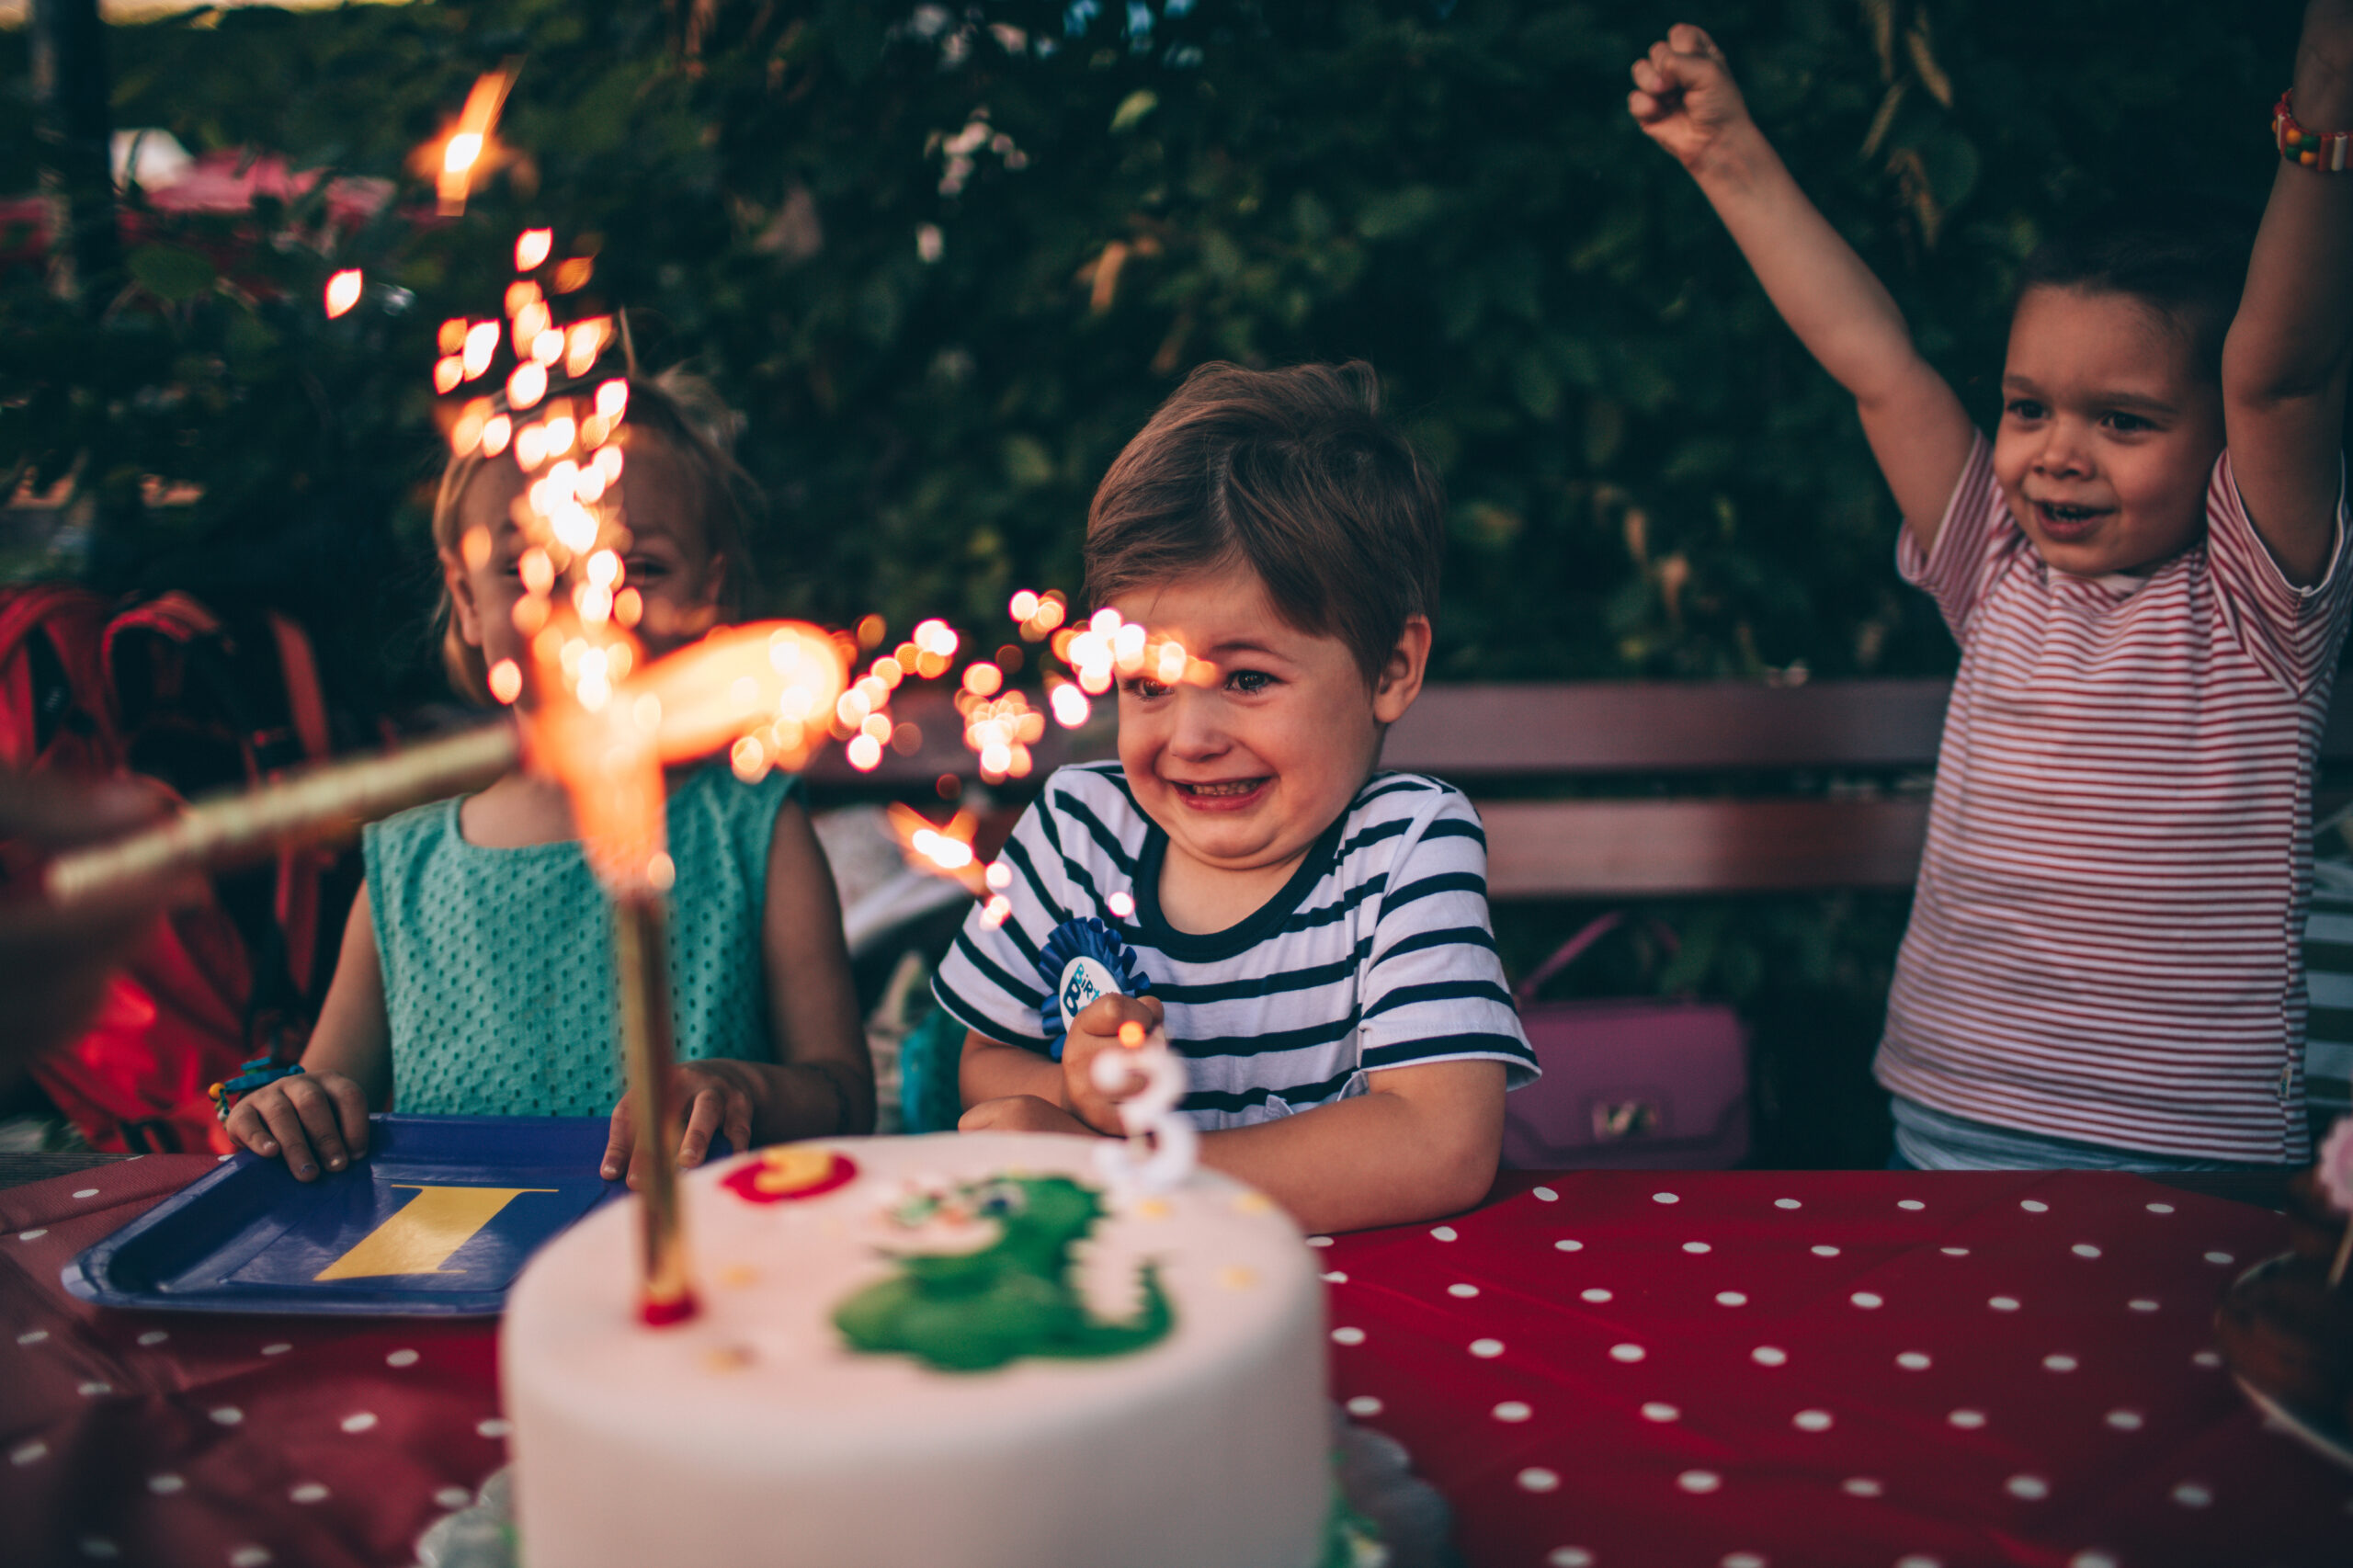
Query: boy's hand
xmin=959 ymin=1095 xmax=1096 ymax=1136
xmin=225 ymin=1069 xmax=370 ymax=1182
xmin=1059 ymin=993 xmax=1167 ymax=1136
xmin=602 ymin=1061 xmax=757 ymax=1187
xmin=1628 ymin=24 xmax=1753 ymax=171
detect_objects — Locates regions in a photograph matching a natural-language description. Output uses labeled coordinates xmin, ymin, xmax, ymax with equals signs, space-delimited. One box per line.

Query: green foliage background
xmin=0 ymin=1 xmax=2303 ymax=1164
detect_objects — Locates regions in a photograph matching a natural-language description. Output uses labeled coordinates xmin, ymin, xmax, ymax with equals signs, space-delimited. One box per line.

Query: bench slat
xmin=1482 ymin=797 xmax=1931 ymax=898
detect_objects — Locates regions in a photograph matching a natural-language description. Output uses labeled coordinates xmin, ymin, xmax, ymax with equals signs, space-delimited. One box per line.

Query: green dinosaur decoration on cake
xmin=833 ymin=1174 xmax=1173 ymax=1373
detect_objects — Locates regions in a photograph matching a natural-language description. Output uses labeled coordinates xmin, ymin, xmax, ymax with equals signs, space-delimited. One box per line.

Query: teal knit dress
xmin=364 ymin=764 xmax=798 ymax=1117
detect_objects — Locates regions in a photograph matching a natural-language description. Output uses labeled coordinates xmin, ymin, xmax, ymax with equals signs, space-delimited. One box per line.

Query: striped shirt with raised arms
xmin=1879 ymin=435 xmax=2353 ymax=1165
xmin=931 ymin=763 xmax=1537 ymax=1131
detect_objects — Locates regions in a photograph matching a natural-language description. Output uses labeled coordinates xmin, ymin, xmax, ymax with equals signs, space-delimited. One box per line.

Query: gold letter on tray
xmin=313 ymin=1185 xmax=555 ymax=1280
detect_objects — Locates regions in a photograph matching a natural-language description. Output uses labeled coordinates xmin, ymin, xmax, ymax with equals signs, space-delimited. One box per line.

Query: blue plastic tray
xmin=60 ymin=1114 xmax=719 ymax=1318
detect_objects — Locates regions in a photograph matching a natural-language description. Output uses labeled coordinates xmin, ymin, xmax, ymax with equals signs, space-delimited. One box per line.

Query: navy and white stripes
xmin=933 ymin=763 xmax=1536 ymax=1131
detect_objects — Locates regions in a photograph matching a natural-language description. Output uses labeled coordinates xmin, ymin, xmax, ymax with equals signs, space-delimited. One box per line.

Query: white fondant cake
xmin=501 ymin=1131 xmax=1330 ymax=1568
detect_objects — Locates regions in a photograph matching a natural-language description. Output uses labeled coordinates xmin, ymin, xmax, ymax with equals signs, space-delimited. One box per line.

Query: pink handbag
xmin=1501 ymin=913 xmax=1751 ymax=1171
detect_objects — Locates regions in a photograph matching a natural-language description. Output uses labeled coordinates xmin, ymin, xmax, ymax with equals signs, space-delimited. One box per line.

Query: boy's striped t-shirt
xmin=1880 ymin=436 xmax=2353 ymax=1165
xmin=931 ymin=763 xmax=1537 ymax=1131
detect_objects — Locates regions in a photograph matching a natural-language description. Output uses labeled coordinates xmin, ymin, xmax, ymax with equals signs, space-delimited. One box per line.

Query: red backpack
xmin=0 ymin=584 xmax=354 ymax=1153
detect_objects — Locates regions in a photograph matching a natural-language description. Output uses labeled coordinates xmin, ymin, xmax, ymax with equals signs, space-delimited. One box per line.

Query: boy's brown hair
xmin=430 ymin=369 xmax=761 ymax=704
xmin=1083 ymin=361 xmax=1444 ymax=682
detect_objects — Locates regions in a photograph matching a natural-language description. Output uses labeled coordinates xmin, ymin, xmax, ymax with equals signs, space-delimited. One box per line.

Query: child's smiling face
xmin=1111 ymin=562 xmax=1427 ymax=895
xmin=1992 ymin=285 xmax=2226 ymax=578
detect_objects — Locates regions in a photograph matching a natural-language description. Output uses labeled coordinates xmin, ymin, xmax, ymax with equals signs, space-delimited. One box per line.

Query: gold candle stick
xmin=43 ymin=722 xmax=521 ymax=908
xmin=613 ymin=885 xmax=698 ymax=1325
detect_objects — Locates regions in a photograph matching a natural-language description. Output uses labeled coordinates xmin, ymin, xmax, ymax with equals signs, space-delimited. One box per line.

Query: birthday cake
xmin=500 ymin=1131 xmax=1330 ymax=1568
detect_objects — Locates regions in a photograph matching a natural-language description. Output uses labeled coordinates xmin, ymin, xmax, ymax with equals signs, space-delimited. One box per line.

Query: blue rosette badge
xmin=1037 ymin=916 xmax=1152 ymax=1061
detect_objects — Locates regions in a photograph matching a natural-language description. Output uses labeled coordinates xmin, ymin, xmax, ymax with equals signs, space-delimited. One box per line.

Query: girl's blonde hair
xmin=430 ymin=369 xmax=763 ymax=704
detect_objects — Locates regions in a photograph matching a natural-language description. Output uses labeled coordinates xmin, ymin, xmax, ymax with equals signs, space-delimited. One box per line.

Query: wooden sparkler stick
xmin=613 ymin=884 xmax=698 ymax=1325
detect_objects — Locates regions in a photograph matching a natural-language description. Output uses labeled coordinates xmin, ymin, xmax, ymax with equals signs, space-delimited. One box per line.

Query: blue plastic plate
xmin=61 ymin=1114 xmax=722 ymax=1318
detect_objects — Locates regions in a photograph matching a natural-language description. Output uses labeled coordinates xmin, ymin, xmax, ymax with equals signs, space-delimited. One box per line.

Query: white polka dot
xmin=2069 ymin=1554 xmax=2120 ymax=1568
xmin=385 ymin=1348 xmax=419 ymax=1368
xmin=1722 ymin=1554 xmax=1766 ymax=1568
xmin=436 ymin=1485 xmax=472 ymax=1509
xmin=2145 ymin=1202 xmax=2174 ymax=1214
xmin=2191 ymin=1349 xmax=2222 ymax=1369
xmin=1683 ymin=1240 xmax=1712 ymax=1254
xmin=17 ymin=1230 xmax=46 ymax=1242
xmin=1988 ymin=1296 xmax=2021 ymax=1312
xmin=1554 ymin=1239 xmax=1585 ymax=1252
xmin=136 ymin=1330 xmax=169 ymax=1346
xmin=78 ymin=1541 xmax=117 ymax=1561
xmin=9 ymin=1440 xmax=47 ymax=1466
xmin=1677 ymin=1469 xmax=1722 ymax=1494
xmin=2127 ymin=1298 xmax=2159 ymax=1312
xmin=1894 ymin=1558 xmax=1942 ymax=1568
xmin=2202 ymin=1251 xmax=2234 ymax=1266
xmin=1320 ymin=1271 xmax=1348 ymax=1284
xmin=261 ymin=1343 xmax=292 ymax=1356
xmin=1329 ymin=1325 xmax=1369 ymax=1346
xmin=1716 ymin=1290 xmax=1748 ymax=1307
xmin=1307 ymin=1236 xmax=1333 ymax=1247
xmin=1518 ymin=1467 xmax=1561 ymax=1493
xmin=2019 ymin=1199 xmax=2049 ymax=1213
xmin=17 ymin=1329 xmax=48 ymax=1345
xmin=340 ymin=1411 xmax=378 ymax=1434
xmin=1850 ymin=1291 xmax=1884 ymax=1310
xmin=76 ymin=1380 xmax=110 ymax=1397
xmin=2071 ymin=1244 xmax=2101 ymax=1258
xmin=1948 ymin=1409 xmax=1986 ymax=1429
xmin=2169 ymin=1482 xmax=2212 ymax=1508
xmin=1532 ymin=1186 xmax=1559 ymax=1202
xmin=1897 ymin=1199 xmax=1926 ymax=1210
xmin=229 ymin=1548 xmax=271 ymax=1568
xmin=1448 ymin=1283 xmax=1480 ymax=1299
xmin=1774 ymin=1198 xmax=1802 ymax=1210
xmin=2006 ymin=1474 xmax=2050 ymax=1500
xmin=1429 ymin=1225 xmax=1459 ymax=1242
xmin=1642 ymin=1402 xmax=1680 ymax=1422
xmin=1469 ymin=1337 xmax=1505 ymax=1358
xmin=1939 ymin=1245 xmax=1970 ymax=1256
xmin=1811 ymin=1244 xmax=1841 ymax=1256
xmin=1653 ymin=1192 xmax=1679 ymax=1205
xmin=2043 ymin=1353 xmax=2078 ymax=1372
xmin=1608 ymin=1343 xmax=1645 ymax=1363
xmin=290 ymin=1483 xmax=328 ymax=1504
xmin=1493 ymin=1401 xmax=1533 ymax=1423
xmin=2105 ymin=1409 xmax=2143 ymax=1431
xmin=1581 ymin=1287 xmax=1613 ymax=1303
xmin=1792 ymin=1408 xmax=1833 ymax=1432
xmin=73 ymin=1188 xmax=98 ymax=1199
xmin=1548 ymin=1552 xmax=1594 ymax=1568
xmin=1346 ymin=1395 xmax=1382 ymax=1416
xmin=476 ymin=1418 xmax=511 ymax=1438
xmin=210 ymin=1406 xmax=243 ymax=1426
xmin=149 ymin=1473 xmax=185 ymax=1494
xmin=1752 ymin=1346 xmax=1788 ymax=1367
xmin=1842 ymin=1476 xmax=1883 ymax=1497
xmin=1896 ymin=1351 xmax=1932 ymax=1370
xmin=217 ymin=1153 xmax=231 ymax=1161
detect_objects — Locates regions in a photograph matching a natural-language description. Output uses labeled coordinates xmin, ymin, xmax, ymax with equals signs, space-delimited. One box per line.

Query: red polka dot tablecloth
xmin=1319 ymin=1171 xmax=2353 ymax=1568
xmin=4 ymin=1161 xmax=2349 ymax=1568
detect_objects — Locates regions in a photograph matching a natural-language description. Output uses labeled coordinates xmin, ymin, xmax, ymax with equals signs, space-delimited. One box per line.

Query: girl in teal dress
xmin=226 ymin=378 xmax=872 ymax=1182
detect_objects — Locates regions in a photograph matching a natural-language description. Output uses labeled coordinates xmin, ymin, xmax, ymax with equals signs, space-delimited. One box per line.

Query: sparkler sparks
xmin=324 ymin=269 xmax=364 ymax=318
xmin=433 ymin=67 xmax=516 ymax=217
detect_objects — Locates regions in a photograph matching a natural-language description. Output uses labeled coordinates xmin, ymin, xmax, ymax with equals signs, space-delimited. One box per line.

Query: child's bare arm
xmin=225 ymin=895 xmax=389 ymax=1180
xmin=960 ymin=1028 xmax=1071 ymax=1117
xmin=1197 ymin=1060 xmax=1506 ymax=1235
xmin=1631 ymin=23 xmax=1976 ymax=549
xmin=2222 ymin=1 xmax=2353 ymax=586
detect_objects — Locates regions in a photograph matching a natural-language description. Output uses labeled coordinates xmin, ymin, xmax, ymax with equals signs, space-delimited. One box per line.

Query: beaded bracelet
xmin=2276 ymin=91 xmax=2353 ymax=170
xmin=209 ymin=1056 xmax=306 ymax=1122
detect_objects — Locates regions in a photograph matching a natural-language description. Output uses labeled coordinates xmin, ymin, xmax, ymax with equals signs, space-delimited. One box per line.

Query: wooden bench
xmin=810 ymin=678 xmax=2353 ymax=900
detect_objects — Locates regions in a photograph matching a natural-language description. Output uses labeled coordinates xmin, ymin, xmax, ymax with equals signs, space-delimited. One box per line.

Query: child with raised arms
xmin=935 ymin=361 xmax=1537 ymax=1233
xmin=1631 ymin=6 xmax=2353 ymax=1168
xmin=227 ymin=375 xmax=873 ymax=1183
